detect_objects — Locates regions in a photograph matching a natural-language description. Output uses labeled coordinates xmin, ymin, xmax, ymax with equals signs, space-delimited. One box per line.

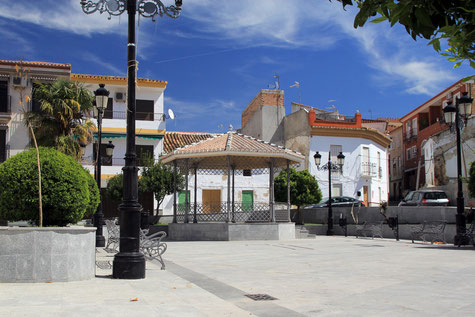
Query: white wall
xmin=308 ymin=135 xmax=389 ymax=206
xmin=160 ymin=172 xmax=272 ymax=216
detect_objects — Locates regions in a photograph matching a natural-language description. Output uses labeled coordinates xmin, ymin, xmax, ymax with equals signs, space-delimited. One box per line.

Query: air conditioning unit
xmin=115 ymin=92 xmax=126 ymax=102
xmin=11 ymin=76 xmax=27 ymax=87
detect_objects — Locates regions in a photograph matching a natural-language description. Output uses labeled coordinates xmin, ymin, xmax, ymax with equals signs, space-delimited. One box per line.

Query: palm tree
xmin=26 ymin=79 xmax=95 ymax=160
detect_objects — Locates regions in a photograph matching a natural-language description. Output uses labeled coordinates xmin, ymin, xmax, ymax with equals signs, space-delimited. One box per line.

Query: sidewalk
xmin=1 ymin=237 xmax=475 ymax=316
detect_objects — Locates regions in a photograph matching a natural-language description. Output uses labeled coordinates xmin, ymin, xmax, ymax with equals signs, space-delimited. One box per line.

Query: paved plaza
xmin=1 ymin=236 xmax=475 ymax=316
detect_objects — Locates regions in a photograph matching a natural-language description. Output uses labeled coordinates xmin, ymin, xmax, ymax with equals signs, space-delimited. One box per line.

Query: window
xmin=136 ymin=145 xmax=154 ymax=166
xmin=0 ymin=81 xmax=8 ymax=113
xmin=377 ymin=152 xmax=382 ymax=178
xmin=103 ymin=98 xmax=113 ymax=119
xmin=332 ymin=183 xmax=342 ymax=197
xmin=330 ymin=145 xmax=342 ymax=174
xmin=412 ymin=118 xmax=418 ymax=136
xmin=243 ymin=169 xmax=252 ymax=177
xmin=362 ymin=147 xmax=370 ymax=175
xmin=136 ymin=99 xmax=154 ymax=121
xmin=405 ymin=122 xmax=411 ymax=139
xmin=31 ymin=83 xmax=42 ymax=113
xmin=0 ymin=129 xmax=6 ymax=163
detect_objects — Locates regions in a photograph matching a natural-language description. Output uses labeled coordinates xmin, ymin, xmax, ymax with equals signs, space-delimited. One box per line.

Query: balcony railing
xmin=81 ymin=157 xmax=159 ymax=167
xmin=85 ymin=111 xmax=165 ymax=122
xmin=361 ymin=162 xmax=378 ymax=177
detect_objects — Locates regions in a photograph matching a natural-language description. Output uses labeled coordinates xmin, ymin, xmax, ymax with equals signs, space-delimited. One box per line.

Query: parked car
xmin=304 ymin=196 xmax=365 ymax=209
xmin=398 ymin=190 xmax=449 ymax=206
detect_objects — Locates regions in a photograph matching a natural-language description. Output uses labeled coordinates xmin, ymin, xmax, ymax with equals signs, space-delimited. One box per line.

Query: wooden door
xmin=363 ymin=186 xmax=369 ymax=206
xmin=202 ymin=189 xmax=221 ymax=213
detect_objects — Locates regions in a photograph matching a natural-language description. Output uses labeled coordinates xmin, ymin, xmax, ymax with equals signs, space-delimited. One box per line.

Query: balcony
xmin=361 ymin=162 xmax=380 ymax=178
xmin=85 ymin=111 xmax=165 ymax=122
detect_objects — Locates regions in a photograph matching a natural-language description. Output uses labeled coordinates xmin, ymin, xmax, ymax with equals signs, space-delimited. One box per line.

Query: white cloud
xmin=165 ymin=96 xmax=238 ymax=122
xmin=0 ymin=0 xmax=459 ymax=96
xmin=0 ymin=0 xmax=126 ymax=36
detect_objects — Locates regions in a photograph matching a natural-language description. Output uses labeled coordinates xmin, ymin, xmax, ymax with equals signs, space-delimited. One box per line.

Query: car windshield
xmin=423 ymin=192 xmax=447 ymax=199
xmin=403 ymin=191 xmax=414 ymax=201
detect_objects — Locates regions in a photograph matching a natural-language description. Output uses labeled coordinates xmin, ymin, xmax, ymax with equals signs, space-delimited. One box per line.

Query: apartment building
xmin=400 ymin=78 xmax=475 ymax=192
xmin=0 ymin=60 xmax=71 ymax=163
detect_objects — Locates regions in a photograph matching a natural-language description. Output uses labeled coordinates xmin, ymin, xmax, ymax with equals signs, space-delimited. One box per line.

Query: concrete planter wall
xmin=169 ymin=223 xmax=295 ymax=241
xmin=0 ymin=227 xmax=96 ymax=283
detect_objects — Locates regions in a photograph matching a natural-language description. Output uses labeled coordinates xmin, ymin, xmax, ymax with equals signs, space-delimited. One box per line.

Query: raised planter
xmin=0 ymin=227 xmax=96 ymax=283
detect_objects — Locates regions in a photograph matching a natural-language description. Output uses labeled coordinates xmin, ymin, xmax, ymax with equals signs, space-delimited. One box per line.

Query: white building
xmin=0 ymin=60 xmax=71 ymax=162
xmin=239 ymin=89 xmax=392 ymax=207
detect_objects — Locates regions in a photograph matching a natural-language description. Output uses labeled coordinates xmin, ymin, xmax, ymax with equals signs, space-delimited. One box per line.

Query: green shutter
xmin=178 ymin=191 xmax=190 ymax=211
xmin=242 ymin=190 xmax=253 ymax=212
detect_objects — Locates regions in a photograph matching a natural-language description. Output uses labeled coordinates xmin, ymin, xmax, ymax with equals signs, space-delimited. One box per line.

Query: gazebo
xmin=160 ymin=131 xmax=305 ymax=240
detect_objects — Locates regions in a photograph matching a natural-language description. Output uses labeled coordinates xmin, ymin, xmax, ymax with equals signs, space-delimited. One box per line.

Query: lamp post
xmin=314 ymin=151 xmax=345 ymax=235
xmin=80 ymin=0 xmax=182 ymax=279
xmin=443 ymin=91 xmax=473 ymax=245
xmin=93 ymin=83 xmax=113 ymax=247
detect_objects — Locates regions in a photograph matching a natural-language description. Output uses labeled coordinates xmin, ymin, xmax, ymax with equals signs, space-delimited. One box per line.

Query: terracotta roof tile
xmin=163 ymin=131 xmax=217 ymax=153
xmin=0 ymin=60 xmax=71 ymax=70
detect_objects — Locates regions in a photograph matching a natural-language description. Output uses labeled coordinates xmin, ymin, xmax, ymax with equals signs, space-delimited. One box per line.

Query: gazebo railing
xmin=175 ymin=202 xmax=289 ymax=223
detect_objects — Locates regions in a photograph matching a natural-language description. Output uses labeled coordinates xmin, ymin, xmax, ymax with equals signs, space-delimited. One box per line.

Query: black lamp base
xmin=95 ymin=235 xmax=105 ymax=248
xmin=113 ymin=252 xmax=145 ymax=279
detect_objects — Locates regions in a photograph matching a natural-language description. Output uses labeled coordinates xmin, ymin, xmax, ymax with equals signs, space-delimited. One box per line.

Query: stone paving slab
xmin=1 ymin=237 xmax=475 ymax=316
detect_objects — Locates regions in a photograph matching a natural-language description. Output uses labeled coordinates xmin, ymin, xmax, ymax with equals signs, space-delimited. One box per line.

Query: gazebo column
xmin=173 ymin=160 xmax=177 ymax=223
xmin=269 ymin=160 xmax=275 ymax=222
xmin=232 ymin=165 xmax=236 ymax=223
xmin=184 ymin=159 xmax=189 ymax=224
xmin=287 ymin=160 xmax=291 ymax=222
xmin=226 ymin=157 xmax=231 ymax=223
xmin=193 ymin=164 xmax=198 ymax=223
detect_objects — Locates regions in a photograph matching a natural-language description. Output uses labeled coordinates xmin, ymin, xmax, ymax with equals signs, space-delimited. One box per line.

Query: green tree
xmin=83 ymin=167 xmax=100 ymax=218
xmin=105 ymin=173 xmax=124 ymax=202
xmin=0 ymin=148 xmax=94 ymax=226
xmin=469 ymin=161 xmax=475 ymax=198
xmin=274 ymin=168 xmax=322 ymax=225
xmin=26 ymin=79 xmax=95 ymax=160
xmin=334 ymin=0 xmax=475 ymax=69
xmin=141 ymin=161 xmax=185 ymax=215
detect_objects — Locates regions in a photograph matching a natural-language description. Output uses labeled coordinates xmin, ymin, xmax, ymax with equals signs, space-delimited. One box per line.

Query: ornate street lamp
xmin=314 ymin=151 xmax=345 ymax=235
xmin=93 ymin=83 xmax=113 ymax=247
xmin=443 ymin=91 xmax=473 ymax=245
xmin=80 ymin=0 xmax=182 ymax=279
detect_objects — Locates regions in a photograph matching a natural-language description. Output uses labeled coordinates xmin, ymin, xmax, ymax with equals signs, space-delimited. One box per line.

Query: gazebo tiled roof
xmin=160 ymin=131 xmax=304 ymax=170
xmin=163 ymin=131 xmax=217 ymax=153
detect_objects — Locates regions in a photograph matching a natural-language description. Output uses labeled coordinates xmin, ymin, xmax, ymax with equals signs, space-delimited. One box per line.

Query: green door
xmin=242 ymin=190 xmax=253 ymax=212
xmin=178 ymin=190 xmax=190 ymax=212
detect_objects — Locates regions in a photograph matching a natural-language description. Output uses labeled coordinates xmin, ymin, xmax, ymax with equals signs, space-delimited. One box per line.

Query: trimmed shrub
xmin=0 ymin=147 xmax=93 ymax=226
xmin=83 ymin=167 xmax=100 ymax=218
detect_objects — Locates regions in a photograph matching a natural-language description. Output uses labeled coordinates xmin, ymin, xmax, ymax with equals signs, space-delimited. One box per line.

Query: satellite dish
xmin=168 ymin=108 xmax=175 ymax=120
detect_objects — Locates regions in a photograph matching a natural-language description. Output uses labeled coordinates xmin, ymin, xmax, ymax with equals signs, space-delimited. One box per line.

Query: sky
xmin=0 ymin=0 xmax=473 ymax=133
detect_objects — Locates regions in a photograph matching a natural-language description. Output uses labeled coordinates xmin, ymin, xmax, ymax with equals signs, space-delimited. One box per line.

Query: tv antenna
xmin=290 ymin=81 xmax=301 ymax=103
xmin=267 ymin=74 xmax=280 ymax=90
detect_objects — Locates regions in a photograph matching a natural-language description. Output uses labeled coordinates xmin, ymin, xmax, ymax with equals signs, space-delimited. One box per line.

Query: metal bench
xmin=140 ymin=228 xmax=167 ymax=270
xmin=411 ymin=221 xmax=446 ymax=244
xmin=103 ymin=220 xmax=167 ymax=269
xmin=104 ymin=219 xmax=120 ymax=251
xmin=355 ymin=221 xmax=384 ymax=239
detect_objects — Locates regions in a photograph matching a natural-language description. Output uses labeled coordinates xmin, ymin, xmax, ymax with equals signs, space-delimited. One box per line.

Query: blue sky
xmin=0 ymin=0 xmax=473 ymax=132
